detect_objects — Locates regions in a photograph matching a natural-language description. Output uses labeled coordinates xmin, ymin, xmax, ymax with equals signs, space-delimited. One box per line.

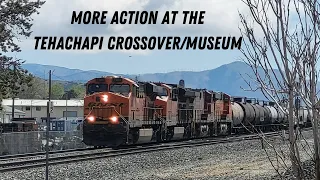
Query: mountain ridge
xmin=21 ymin=61 xmax=270 ymax=99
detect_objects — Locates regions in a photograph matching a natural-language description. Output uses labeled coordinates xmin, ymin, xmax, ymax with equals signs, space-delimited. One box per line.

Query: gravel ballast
xmin=0 ymin=130 xmax=317 ymax=180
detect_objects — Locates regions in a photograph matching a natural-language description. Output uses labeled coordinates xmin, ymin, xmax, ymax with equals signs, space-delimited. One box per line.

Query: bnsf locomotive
xmin=82 ymin=76 xmax=311 ymax=147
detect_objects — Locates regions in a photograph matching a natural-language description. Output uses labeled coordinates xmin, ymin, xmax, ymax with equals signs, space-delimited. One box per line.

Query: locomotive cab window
xmin=132 ymin=85 xmax=138 ymax=97
xmin=158 ymin=87 xmax=168 ymax=97
xmin=110 ymin=84 xmax=130 ymax=95
xmin=87 ymin=84 xmax=108 ymax=95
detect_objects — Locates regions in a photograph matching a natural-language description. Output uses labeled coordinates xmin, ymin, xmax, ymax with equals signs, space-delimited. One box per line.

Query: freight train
xmin=82 ymin=76 xmax=311 ymax=148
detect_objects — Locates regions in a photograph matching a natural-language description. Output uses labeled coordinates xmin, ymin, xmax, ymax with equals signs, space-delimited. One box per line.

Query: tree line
xmin=15 ymin=77 xmax=86 ymax=100
xmin=0 ymin=0 xmax=85 ymax=101
xmin=0 ymin=0 xmax=44 ymax=105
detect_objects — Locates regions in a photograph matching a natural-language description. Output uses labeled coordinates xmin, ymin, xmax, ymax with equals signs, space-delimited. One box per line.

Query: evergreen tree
xmin=0 ymin=0 xmax=46 ymax=104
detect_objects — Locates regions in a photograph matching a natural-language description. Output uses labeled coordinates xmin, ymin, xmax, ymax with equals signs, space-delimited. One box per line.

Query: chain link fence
xmin=0 ymin=130 xmax=88 ymax=155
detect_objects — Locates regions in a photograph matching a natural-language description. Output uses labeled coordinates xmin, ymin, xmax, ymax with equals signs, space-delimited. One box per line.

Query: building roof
xmin=2 ymin=105 xmax=25 ymax=115
xmin=1 ymin=99 xmax=84 ymax=107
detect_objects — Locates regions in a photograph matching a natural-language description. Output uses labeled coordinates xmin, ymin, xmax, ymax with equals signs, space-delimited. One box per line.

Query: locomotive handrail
xmin=154 ymin=111 xmax=167 ymax=141
xmin=143 ymin=107 xmax=163 ymax=110
xmin=177 ymin=108 xmax=203 ymax=110
xmin=143 ymin=107 xmax=163 ymax=118
xmin=112 ymin=108 xmax=130 ymax=144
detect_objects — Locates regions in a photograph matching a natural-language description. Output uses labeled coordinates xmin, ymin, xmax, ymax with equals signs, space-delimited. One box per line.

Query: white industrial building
xmin=1 ymin=99 xmax=84 ymax=124
xmin=0 ymin=105 xmax=26 ymax=123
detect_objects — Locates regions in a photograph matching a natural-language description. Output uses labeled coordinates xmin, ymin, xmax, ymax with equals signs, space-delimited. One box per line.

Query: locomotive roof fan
xmin=95 ymin=77 xmax=105 ymax=82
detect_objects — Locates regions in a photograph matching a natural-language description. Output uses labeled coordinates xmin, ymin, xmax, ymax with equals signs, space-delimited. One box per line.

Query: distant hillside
xmin=22 ymin=64 xmax=118 ymax=83
xmin=22 ymin=61 xmax=279 ymax=100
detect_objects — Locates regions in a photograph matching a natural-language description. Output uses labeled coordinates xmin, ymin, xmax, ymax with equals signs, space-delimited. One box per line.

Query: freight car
xmin=231 ymin=97 xmax=288 ymax=133
xmin=82 ymin=76 xmax=309 ymax=148
xmin=231 ymin=97 xmax=311 ymax=133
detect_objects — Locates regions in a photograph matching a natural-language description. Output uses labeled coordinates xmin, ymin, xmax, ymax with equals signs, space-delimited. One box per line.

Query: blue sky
xmin=15 ymin=0 xmax=247 ymax=74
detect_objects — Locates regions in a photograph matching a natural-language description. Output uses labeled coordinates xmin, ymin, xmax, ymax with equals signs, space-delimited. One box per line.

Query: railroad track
xmin=0 ymin=129 xmax=280 ymax=162
xmin=0 ymin=147 xmax=113 ymax=166
xmin=0 ymin=147 xmax=95 ymax=160
xmin=0 ymin=131 xmax=283 ymax=173
xmin=0 ymin=132 xmax=268 ymax=162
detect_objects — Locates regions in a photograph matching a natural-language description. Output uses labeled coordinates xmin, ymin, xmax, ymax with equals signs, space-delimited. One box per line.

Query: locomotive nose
xmin=95 ymin=94 xmax=108 ymax=102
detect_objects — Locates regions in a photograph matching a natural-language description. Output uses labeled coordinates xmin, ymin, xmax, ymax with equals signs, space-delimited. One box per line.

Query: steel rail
xmin=0 ymin=147 xmax=96 ymax=160
xmin=0 ymin=131 xmax=283 ymax=173
xmin=0 ymin=126 xmax=313 ymax=173
xmin=0 ymin=127 xmax=312 ymax=162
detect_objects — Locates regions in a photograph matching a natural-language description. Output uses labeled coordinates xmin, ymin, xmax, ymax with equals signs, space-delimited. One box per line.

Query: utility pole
xmin=11 ymin=97 xmax=14 ymax=120
xmin=65 ymin=91 xmax=68 ymax=133
xmin=45 ymin=70 xmax=52 ymax=180
xmin=11 ymin=64 xmax=16 ymax=121
xmin=43 ymin=70 xmax=46 ymax=99
xmin=31 ymin=100 xmax=33 ymax=118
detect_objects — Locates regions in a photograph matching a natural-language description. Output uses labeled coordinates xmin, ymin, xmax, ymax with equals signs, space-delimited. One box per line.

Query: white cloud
xmin=21 ymin=0 xmax=250 ymax=54
xmin=157 ymin=0 xmax=248 ymax=34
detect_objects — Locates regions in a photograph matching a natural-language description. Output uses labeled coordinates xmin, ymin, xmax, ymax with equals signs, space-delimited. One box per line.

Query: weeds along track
xmin=0 ymin=131 xmax=289 ymax=173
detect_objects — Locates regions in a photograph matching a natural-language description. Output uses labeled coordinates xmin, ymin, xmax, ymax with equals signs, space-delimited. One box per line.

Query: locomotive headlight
xmin=102 ymin=95 xmax=108 ymax=102
xmin=87 ymin=116 xmax=95 ymax=122
xmin=110 ymin=116 xmax=118 ymax=123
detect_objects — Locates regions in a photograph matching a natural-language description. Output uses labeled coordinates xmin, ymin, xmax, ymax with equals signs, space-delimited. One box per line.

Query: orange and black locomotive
xmin=82 ymin=76 xmax=232 ymax=147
